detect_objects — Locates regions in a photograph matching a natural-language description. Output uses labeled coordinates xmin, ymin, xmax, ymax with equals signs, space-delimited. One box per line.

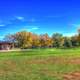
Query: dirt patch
xmin=25 ymin=57 xmax=66 ymax=64
xmin=25 ymin=56 xmax=80 ymax=65
xmin=0 ymin=60 xmax=17 ymax=76
xmin=0 ymin=60 xmax=17 ymax=72
xmin=39 ymin=68 xmax=62 ymax=79
xmin=3 ymin=60 xmax=16 ymax=67
xmin=63 ymin=72 xmax=80 ymax=80
xmin=69 ymin=58 xmax=80 ymax=64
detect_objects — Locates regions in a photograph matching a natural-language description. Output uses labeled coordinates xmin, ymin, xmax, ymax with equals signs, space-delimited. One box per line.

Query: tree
xmin=52 ymin=33 xmax=63 ymax=47
xmin=15 ymin=31 xmax=34 ymax=48
xmin=4 ymin=34 xmax=16 ymax=43
xmin=4 ymin=29 xmax=80 ymax=49
xmin=4 ymin=34 xmax=16 ymax=48
xmin=63 ymin=37 xmax=72 ymax=48
xmin=77 ymin=28 xmax=80 ymax=45
xmin=15 ymin=31 xmax=27 ymax=48
xmin=71 ymin=36 xmax=79 ymax=47
xmin=39 ymin=33 xmax=53 ymax=48
xmin=32 ymin=34 xmax=41 ymax=48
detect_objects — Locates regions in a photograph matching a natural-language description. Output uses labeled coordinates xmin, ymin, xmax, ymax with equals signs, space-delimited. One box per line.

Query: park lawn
xmin=0 ymin=48 xmax=80 ymax=80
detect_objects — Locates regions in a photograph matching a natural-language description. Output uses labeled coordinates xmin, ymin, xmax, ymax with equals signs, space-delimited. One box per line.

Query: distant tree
xmin=71 ymin=36 xmax=79 ymax=47
xmin=14 ymin=31 xmax=33 ymax=48
xmin=63 ymin=37 xmax=72 ymax=48
xmin=39 ymin=34 xmax=46 ymax=47
xmin=4 ymin=28 xmax=80 ymax=49
xmin=32 ymin=34 xmax=41 ymax=48
xmin=39 ymin=33 xmax=53 ymax=48
xmin=52 ymin=33 xmax=63 ymax=47
xmin=4 ymin=34 xmax=16 ymax=43
xmin=4 ymin=34 xmax=16 ymax=48
xmin=15 ymin=31 xmax=28 ymax=48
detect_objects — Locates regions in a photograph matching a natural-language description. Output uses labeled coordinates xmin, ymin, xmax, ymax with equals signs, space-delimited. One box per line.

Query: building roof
xmin=0 ymin=41 xmax=13 ymax=44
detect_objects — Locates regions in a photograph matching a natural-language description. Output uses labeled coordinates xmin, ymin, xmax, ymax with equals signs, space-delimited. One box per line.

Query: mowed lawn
xmin=0 ymin=48 xmax=80 ymax=80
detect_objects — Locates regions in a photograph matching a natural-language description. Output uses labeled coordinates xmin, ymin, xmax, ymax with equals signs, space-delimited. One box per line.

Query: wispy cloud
xmin=15 ymin=16 xmax=24 ymax=21
xmin=0 ymin=24 xmax=5 ymax=27
xmin=70 ymin=24 xmax=80 ymax=28
xmin=31 ymin=27 xmax=39 ymax=30
xmin=28 ymin=27 xmax=39 ymax=31
xmin=20 ymin=26 xmax=39 ymax=31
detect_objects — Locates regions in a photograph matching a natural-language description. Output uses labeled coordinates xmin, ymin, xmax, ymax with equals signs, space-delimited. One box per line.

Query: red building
xmin=0 ymin=41 xmax=14 ymax=50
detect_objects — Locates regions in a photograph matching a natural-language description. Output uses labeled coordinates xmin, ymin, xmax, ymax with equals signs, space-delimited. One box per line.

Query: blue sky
xmin=0 ymin=0 xmax=80 ymax=39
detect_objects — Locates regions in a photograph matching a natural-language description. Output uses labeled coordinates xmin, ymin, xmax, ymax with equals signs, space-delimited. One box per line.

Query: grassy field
xmin=0 ymin=48 xmax=80 ymax=80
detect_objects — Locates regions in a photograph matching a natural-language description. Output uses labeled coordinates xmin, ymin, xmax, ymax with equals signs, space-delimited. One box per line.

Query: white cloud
xmin=19 ymin=26 xmax=39 ymax=32
xmin=31 ymin=27 xmax=39 ymax=30
xmin=24 ymin=26 xmax=39 ymax=31
xmin=0 ymin=24 xmax=5 ymax=27
xmin=16 ymin=16 xmax=24 ymax=21
xmin=28 ymin=27 xmax=39 ymax=31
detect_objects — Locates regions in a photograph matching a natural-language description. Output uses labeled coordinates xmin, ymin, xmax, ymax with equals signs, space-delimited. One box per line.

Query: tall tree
xmin=15 ymin=31 xmax=33 ymax=48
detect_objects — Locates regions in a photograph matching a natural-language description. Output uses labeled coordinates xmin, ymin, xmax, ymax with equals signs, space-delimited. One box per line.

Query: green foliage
xmin=52 ymin=33 xmax=63 ymax=47
xmin=63 ymin=37 xmax=72 ymax=48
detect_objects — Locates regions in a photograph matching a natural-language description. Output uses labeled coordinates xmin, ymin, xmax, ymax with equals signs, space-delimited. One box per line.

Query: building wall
xmin=0 ymin=43 xmax=12 ymax=50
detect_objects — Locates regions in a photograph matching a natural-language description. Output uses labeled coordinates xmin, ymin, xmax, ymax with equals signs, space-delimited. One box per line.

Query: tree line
xmin=4 ymin=29 xmax=80 ymax=49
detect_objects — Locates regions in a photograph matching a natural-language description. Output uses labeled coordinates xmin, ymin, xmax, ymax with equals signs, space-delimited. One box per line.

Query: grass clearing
xmin=0 ymin=48 xmax=80 ymax=80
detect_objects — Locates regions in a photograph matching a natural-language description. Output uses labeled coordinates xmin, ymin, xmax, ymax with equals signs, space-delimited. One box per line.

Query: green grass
xmin=0 ymin=48 xmax=80 ymax=80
